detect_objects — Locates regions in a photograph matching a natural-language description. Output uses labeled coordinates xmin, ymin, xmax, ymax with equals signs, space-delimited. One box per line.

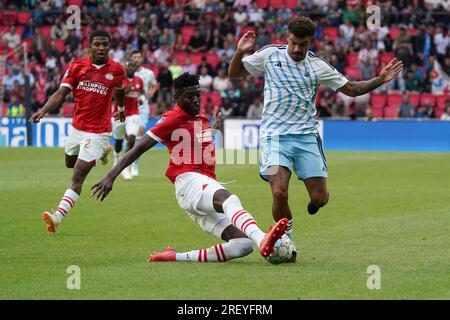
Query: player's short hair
xmin=174 ymin=73 xmax=200 ymax=93
xmin=288 ymin=16 xmax=316 ymax=38
xmin=129 ymin=49 xmax=141 ymax=56
xmin=89 ymin=30 xmax=110 ymax=43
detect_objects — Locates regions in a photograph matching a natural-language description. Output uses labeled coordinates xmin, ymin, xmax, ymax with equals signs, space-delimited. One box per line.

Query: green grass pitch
xmin=1 ymin=147 xmax=449 ymax=299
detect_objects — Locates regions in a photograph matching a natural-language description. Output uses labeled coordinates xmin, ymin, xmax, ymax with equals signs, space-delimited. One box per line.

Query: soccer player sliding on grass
xmin=91 ymin=73 xmax=288 ymax=262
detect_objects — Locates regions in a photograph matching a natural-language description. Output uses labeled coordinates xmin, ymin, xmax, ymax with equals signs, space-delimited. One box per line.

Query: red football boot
xmin=147 ymin=247 xmax=177 ymax=262
xmin=259 ymin=218 xmax=289 ymax=257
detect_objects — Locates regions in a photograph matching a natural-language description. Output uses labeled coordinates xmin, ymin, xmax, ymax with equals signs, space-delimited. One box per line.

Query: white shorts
xmin=65 ymin=127 xmax=112 ymax=163
xmin=174 ymin=172 xmax=230 ymax=239
xmin=112 ymin=114 xmax=140 ymax=139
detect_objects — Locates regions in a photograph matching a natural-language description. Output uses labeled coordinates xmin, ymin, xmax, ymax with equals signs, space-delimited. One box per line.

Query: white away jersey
xmin=242 ymin=46 xmax=348 ymax=138
xmin=134 ymin=67 xmax=156 ymax=95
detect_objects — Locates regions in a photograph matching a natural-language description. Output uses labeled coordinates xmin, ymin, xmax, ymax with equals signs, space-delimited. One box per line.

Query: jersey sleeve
xmin=147 ymin=113 xmax=179 ymax=144
xmin=316 ymin=58 xmax=349 ymax=91
xmin=148 ymin=70 xmax=157 ymax=87
xmin=242 ymin=47 xmax=275 ymax=75
xmin=60 ymin=63 xmax=78 ymax=90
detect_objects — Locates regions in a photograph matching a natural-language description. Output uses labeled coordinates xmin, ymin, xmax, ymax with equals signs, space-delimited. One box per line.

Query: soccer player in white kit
xmin=229 ymin=16 xmax=403 ymax=246
xmin=92 ymin=73 xmax=289 ymax=263
xmin=129 ymin=49 xmax=158 ymax=177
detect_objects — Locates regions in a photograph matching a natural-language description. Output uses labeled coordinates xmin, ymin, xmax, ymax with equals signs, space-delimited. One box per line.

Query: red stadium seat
xmin=257 ymin=0 xmax=269 ymax=8
xmin=389 ymin=27 xmax=401 ymax=40
xmin=323 ymin=27 xmax=339 ymax=41
xmin=370 ymin=93 xmax=387 ymax=109
xmin=15 ymin=26 xmax=25 ymax=36
xmin=66 ymin=0 xmax=83 ymax=6
xmin=379 ymin=52 xmax=396 ymax=65
xmin=346 ymin=52 xmax=359 ymax=66
xmin=344 ymin=66 xmax=361 ymax=80
xmin=189 ymin=53 xmax=203 ymax=67
xmin=436 ymin=94 xmax=450 ymax=109
xmin=239 ymin=26 xmax=255 ymax=38
xmin=384 ymin=106 xmax=398 ymax=118
xmin=407 ymin=28 xmax=417 ymax=36
xmin=17 ymin=11 xmax=31 ymax=24
xmin=204 ymin=52 xmax=219 ymax=69
xmin=407 ymin=93 xmax=420 ymax=108
xmin=1 ymin=11 xmax=17 ymax=25
xmin=270 ymin=0 xmax=284 ymax=9
xmin=172 ymin=51 xmax=189 ymax=65
xmin=387 ymin=93 xmax=403 ymax=108
xmin=419 ymin=93 xmax=436 ymax=107
xmin=285 ymin=0 xmax=299 ymax=9
xmin=180 ymin=26 xmax=195 ymax=45
xmin=39 ymin=26 xmax=52 ymax=38
xmin=372 ymin=107 xmax=384 ymax=118
xmin=206 ymin=91 xmax=222 ymax=106
xmin=55 ymin=39 xmax=65 ymax=52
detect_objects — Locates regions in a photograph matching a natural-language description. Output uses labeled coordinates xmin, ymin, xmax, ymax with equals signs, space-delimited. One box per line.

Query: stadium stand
xmin=0 ymin=0 xmax=449 ymax=119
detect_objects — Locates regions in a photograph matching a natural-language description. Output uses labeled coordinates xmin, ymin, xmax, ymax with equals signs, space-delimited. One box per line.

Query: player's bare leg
xmin=114 ymin=139 xmax=124 ymax=167
xmin=304 ymin=177 xmax=329 ymax=215
xmin=42 ymin=158 xmax=95 ymax=233
xmin=268 ymin=166 xmax=294 ymax=240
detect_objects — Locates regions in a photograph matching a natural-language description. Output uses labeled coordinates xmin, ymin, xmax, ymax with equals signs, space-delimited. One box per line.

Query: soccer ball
xmin=265 ymin=234 xmax=297 ymax=264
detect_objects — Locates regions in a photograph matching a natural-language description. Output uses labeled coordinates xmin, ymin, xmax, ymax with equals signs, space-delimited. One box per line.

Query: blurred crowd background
xmin=1 ymin=0 xmax=449 ymax=120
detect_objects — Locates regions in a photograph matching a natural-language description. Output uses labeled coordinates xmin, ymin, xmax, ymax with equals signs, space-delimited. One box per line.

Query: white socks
xmin=175 ymin=238 xmax=253 ymax=262
xmin=222 ymin=195 xmax=266 ymax=247
xmin=54 ymin=189 xmax=80 ymax=223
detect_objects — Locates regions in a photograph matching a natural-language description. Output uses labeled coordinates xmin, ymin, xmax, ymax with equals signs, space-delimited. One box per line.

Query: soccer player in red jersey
xmin=29 ymin=30 xmax=126 ymax=233
xmin=91 ymin=73 xmax=288 ymax=262
xmin=112 ymin=59 xmax=144 ymax=180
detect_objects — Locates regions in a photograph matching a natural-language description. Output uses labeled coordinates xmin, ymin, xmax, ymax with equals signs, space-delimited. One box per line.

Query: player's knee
xmin=311 ymin=191 xmax=329 ymax=207
xmin=228 ymin=238 xmax=254 ymax=258
xmin=272 ymin=188 xmax=289 ymax=204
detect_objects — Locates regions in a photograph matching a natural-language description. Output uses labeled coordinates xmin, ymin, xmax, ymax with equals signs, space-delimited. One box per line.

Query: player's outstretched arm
xmin=29 ymin=86 xmax=71 ymax=123
xmin=91 ymin=134 xmax=158 ymax=201
xmin=338 ymin=58 xmax=403 ymax=97
xmin=228 ymin=31 xmax=255 ymax=79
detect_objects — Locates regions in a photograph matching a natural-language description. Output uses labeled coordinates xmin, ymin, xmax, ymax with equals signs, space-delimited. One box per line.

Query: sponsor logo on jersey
xmin=156 ymin=117 xmax=166 ymax=125
xmin=105 ymin=73 xmax=114 ymax=80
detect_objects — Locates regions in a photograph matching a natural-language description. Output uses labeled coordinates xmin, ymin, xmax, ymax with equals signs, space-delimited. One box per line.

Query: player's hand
xmin=91 ymin=177 xmax=114 ymax=202
xmin=212 ymin=111 xmax=222 ymax=131
xmin=119 ymin=110 xmax=125 ymax=123
xmin=379 ymin=58 xmax=403 ymax=83
xmin=237 ymin=31 xmax=256 ymax=53
xmin=29 ymin=111 xmax=45 ymax=123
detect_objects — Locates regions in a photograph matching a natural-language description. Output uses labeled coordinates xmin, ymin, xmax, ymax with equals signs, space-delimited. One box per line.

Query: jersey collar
xmin=89 ymin=56 xmax=110 ymax=69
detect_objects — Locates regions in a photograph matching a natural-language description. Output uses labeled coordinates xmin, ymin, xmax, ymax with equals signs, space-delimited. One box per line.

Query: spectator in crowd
xmin=398 ymin=95 xmax=415 ymax=118
xmin=201 ymin=97 xmax=217 ymax=118
xmin=154 ymin=42 xmax=172 ymax=66
xmin=394 ymin=27 xmax=413 ymax=67
xmin=157 ymin=65 xmax=174 ymax=106
xmin=365 ymin=107 xmax=378 ymax=122
xmin=213 ymin=68 xmax=231 ymax=92
xmin=415 ymin=98 xmax=434 ymax=118
xmin=246 ymin=97 xmax=263 ymax=119
xmin=51 ymin=17 xmax=68 ymax=41
xmin=198 ymin=56 xmax=215 ymax=77
xmin=123 ymin=3 xmax=138 ymax=25
xmin=187 ymin=29 xmax=208 ymax=53
xmin=168 ymin=58 xmax=184 ymax=80
xmin=7 ymin=95 xmax=25 ymax=117
xmin=2 ymin=25 xmax=21 ymax=49
xmin=199 ymin=67 xmax=214 ymax=92
xmin=182 ymin=57 xmax=197 ymax=75
xmin=404 ymin=69 xmax=421 ymax=91
xmin=30 ymin=93 xmax=43 ymax=113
